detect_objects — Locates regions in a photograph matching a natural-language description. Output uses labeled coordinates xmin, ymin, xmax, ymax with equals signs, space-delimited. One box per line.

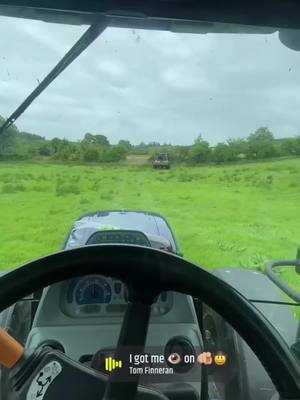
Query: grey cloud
xmin=1 ymin=17 xmax=300 ymax=145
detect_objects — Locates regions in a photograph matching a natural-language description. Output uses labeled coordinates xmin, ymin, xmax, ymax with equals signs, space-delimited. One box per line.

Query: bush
xmin=56 ymin=184 xmax=81 ymax=196
xmin=82 ymin=148 xmax=100 ymax=162
xmin=101 ymin=145 xmax=127 ymax=162
xmin=177 ymin=174 xmax=193 ymax=182
xmin=32 ymin=185 xmax=50 ymax=192
xmin=70 ymin=175 xmax=81 ymax=183
xmin=0 ymin=174 xmax=12 ymax=183
xmin=38 ymin=143 xmax=52 ymax=156
xmin=37 ymin=174 xmax=48 ymax=181
xmin=2 ymin=183 xmax=26 ymax=193
xmin=80 ymin=197 xmax=91 ymax=205
xmin=100 ymin=193 xmax=113 ymax=201
xmin=189 ymin=140 xmax=211 ymax=163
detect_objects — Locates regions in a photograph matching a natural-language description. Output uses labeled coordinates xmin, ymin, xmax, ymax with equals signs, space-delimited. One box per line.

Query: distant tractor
xmin=152 ymin=153 xmax=170 ymax=169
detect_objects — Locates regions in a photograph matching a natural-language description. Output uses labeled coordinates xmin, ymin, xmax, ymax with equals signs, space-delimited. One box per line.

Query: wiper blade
xmin=249 ymin=299 xmax=300 ymax=306
xmin=0 ymin=20 xmax=106 ymax=135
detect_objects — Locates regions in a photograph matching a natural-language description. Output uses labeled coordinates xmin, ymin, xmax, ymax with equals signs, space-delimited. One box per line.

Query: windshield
xmin=1 ymin=21 xmax=300 ymax=272
xmin=1 ymin=13 xmax=300 ymax=400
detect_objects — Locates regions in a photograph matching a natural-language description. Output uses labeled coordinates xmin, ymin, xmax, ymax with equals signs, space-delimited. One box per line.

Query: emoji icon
xmin=214 ymin=352 xmax=227 ymax=366
xmin=197 ymin=352 xmax=213 ymax=365
xmin=167 ymin=353 xmax=182 ymax=365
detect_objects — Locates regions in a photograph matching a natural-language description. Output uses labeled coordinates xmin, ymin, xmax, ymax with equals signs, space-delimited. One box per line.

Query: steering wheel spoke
xmin=103 ymin=299 xmax=153 ymax=400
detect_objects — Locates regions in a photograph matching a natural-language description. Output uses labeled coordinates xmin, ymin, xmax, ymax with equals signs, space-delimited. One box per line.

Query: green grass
xmin=1 ymin=158 xmax=300 ymax=295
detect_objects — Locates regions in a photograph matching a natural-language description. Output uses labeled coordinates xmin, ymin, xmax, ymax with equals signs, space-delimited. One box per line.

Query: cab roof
xmin=0 ymin=0 xmax=300 ymax=30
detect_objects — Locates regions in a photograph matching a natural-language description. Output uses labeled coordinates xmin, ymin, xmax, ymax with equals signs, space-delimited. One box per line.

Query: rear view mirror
xmin=266 ymin=260 xmax=300 ymax=302
xmin=279 ymin=30 xmax=300 ymax=51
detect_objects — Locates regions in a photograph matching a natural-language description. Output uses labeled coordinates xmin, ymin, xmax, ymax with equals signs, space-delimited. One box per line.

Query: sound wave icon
xmin=105 ymin=357 xmax=123 ymax=372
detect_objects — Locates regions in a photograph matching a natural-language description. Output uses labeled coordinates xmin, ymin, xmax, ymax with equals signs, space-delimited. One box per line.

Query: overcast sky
xmin=1 ymin=16 xmax=300 ymax=145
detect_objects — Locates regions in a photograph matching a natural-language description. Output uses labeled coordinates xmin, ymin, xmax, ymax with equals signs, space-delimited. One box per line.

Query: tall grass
xmin=0 ymin=158 xmax=300 ymax=296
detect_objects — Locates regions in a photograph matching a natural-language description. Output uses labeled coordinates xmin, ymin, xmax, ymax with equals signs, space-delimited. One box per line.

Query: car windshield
xmin=1 ymin=13 xmax=300 ymax=400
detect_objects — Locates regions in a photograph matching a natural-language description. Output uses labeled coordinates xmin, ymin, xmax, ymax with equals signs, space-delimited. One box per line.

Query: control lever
xmin=0 ymin=328 xmax=24 ymax=368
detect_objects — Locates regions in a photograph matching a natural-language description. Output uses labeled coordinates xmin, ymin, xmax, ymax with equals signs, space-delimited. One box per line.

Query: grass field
xmin=1 ymin=158 xmax=300 ymax=292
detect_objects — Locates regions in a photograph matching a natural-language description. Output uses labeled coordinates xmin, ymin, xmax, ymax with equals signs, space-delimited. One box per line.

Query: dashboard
xmin=60 ymin=275 xmax=173 ymax=318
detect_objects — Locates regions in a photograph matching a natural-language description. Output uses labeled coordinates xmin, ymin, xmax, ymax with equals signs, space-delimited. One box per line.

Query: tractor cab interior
xmin=1 ymin=1 xmax=300 ymax=400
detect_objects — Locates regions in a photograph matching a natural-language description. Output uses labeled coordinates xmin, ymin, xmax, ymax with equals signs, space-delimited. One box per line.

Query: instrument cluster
xmin=61 ymin=275 xmax=172 ymax=317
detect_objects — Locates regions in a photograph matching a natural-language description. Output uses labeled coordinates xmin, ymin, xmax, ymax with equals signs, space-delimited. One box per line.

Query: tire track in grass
xmin=114 ymin=167 xmax=160 ymax=212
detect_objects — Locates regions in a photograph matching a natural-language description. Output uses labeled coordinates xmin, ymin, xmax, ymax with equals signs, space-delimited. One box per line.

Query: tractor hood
xmin=63 ymin=210 xmax=178 ymax=253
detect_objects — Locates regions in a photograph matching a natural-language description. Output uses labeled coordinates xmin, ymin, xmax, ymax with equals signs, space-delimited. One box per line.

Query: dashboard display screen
xmin=86 ymin=230 xmax=151 ymax=246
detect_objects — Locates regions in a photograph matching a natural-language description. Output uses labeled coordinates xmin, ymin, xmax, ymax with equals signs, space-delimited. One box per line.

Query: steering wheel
xmin=0 ymin=244 xmax=300 ymax=400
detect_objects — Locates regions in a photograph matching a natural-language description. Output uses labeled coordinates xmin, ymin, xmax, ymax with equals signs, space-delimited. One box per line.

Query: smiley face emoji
xmin=214 ymin=352 xmax=227 ymax=366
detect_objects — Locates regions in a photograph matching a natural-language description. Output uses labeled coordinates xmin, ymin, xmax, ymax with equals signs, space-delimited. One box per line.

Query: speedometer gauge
xmin=62 ymin=275 xmax=172 ymax=317
xmin=75 ymin=276 xmax=112 ymax=305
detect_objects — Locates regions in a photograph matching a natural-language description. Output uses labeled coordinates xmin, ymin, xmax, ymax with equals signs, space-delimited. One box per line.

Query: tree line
xmin=1 ymin=114 xmax=300 ymax=164
xmin=0 ymin=115 xmax=128 ymax=162
xmin=136 ymin=128 xmax=300 ymax=164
